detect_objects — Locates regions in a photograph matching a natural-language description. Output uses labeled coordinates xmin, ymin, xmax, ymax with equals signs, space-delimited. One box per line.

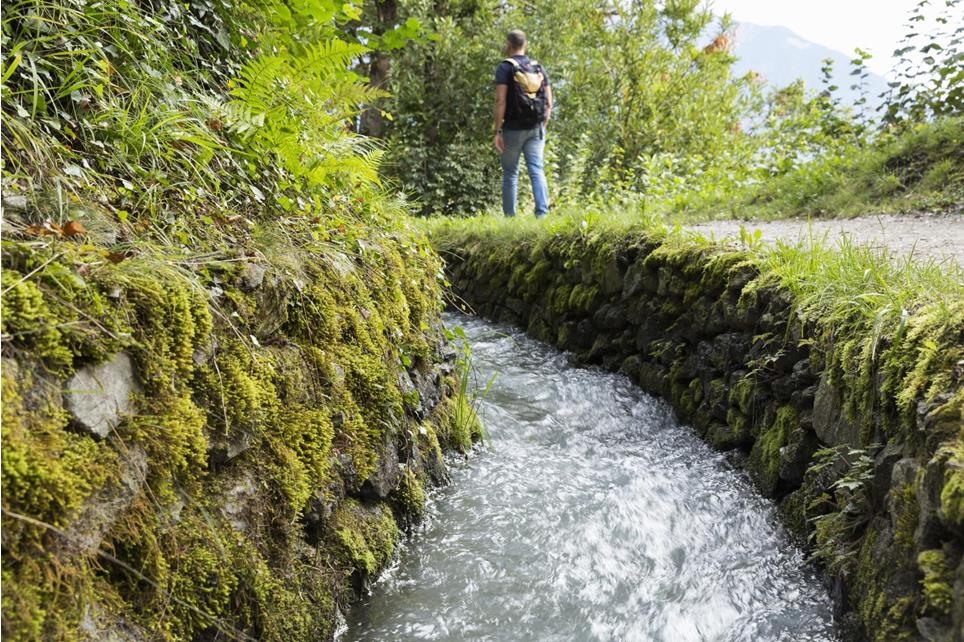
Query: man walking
xmin=493 ymin=30 xmax=553 ymax=218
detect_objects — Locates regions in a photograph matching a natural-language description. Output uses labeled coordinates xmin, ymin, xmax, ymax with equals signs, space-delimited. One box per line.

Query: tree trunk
xmin=360 ymin=0 xmax=397 ymax=138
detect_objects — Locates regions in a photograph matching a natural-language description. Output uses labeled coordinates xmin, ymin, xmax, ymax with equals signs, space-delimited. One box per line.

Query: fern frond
xmin=231 ymin=56 xmax=285 ymax=112
xmin=297 ymin=40 xmax=368 ymax=79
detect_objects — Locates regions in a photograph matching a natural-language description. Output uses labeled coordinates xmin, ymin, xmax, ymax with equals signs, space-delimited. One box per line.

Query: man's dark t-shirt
xmin=495 ymin=55 xmax=550 ymax=130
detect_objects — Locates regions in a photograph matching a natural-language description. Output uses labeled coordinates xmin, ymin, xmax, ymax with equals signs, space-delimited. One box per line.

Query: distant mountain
xmin=730 ymin=22 xmax=889 ymax=109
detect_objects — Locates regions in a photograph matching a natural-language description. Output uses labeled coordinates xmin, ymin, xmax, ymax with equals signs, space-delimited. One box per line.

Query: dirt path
xmin=687 ymin=212 xmax=964 ymax=267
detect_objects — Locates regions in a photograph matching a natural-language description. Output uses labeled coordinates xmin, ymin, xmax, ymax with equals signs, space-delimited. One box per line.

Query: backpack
xmin=504 ymin=58 xmax=548 ymax=126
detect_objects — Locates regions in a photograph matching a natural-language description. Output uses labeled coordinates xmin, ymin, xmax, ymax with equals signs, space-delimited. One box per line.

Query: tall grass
xmin=762 ymin=232 xmax=964 ymax=329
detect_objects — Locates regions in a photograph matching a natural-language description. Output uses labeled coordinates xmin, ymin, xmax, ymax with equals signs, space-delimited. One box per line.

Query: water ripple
xmin=343 ymin=314 xmax=838 ymax=642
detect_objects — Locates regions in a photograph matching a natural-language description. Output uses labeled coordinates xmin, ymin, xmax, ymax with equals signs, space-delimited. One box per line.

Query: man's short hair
xmin=506 ymin=30 xmax=526 ymax=51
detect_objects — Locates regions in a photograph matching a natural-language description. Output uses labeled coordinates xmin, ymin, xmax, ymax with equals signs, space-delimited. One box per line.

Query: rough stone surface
xmin=79 ymin=601 xmax=155 ymax=642
xmin=779 ymin=422 xmax=819 ymax=486
xmin=2 ymin=193 xmax=28 ymax=212
xmin=240 ymin=262 xmax=267 ymax=290
xmin=2 ymin=233 xmax=466 ymax=642
xmin=397 ymin=369 xmax=424 ymax=417
xmin=55 ymin=446 xmax=148 ymax=560
xmin=64 ymin=352 xmax=142 ymax=439
xmin=812 ymin=375 xmax=859 ymax=448
xmin=221 ymin=469 xmax=259 ymax=532
xmin=359 ymin=430 xmax=401 ymax=499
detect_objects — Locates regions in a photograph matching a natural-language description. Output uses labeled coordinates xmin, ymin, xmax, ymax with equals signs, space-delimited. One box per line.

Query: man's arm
xmin=545 ymin=84 xmax=553 ymax=126
xmin=493 ymin=84 xmax=507 ymax=152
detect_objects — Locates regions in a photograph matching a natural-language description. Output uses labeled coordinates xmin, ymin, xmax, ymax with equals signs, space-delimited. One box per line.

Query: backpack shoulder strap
xmin=503 ymin=57 xmax=522 ymax=69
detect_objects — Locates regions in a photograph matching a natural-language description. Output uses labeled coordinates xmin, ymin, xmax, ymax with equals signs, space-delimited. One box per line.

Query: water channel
xmin=343 ymin=313 xmax=838 ymax=642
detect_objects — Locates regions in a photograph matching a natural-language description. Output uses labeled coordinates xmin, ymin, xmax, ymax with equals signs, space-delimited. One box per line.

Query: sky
xmin=708 ymin=0 xmax=930 ymax=76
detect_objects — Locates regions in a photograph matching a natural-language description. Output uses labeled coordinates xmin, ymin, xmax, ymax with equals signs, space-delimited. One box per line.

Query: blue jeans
xmin=500 ymin=125 xmax=549 ymax=218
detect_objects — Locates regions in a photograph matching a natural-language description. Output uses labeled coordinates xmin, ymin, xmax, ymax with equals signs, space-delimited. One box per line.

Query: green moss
xmin=877 ymin=597 xmax=916 ymax=642
xmin=236 ymin=540 xmax=335 ymax=641
xmin=195 ymin=339 xmax=277 ymax=437
xmin=343 ymin=349 xmax=405 ymax=480
xmin=735 ymin=278 xmax=764 ymax=315
xmin=527 ymin=316 xmax=552 ymax=343
xmin=777 ymin=489 xmax=807 ymax=537
xmin=0 ymin=362 xmax=118 ymax=639
xmin=677 ymin=378 xmax=703 ymax=418
xmin=892 ymin=301 xmax=964 ymax=425
xmin=0 ymin=566 xmax=48 ymax=642
xmin=508 ymin=263 xmax=529 ymax=292
xmin=523 ymin=258 xmax=552 ymax=299
xmin=1 ymin=226 xmax=450 ymax=640
xmin=748 ymin=405 xmax=795 ymax=495
xmin=918 ymin=549 xmax=955 ymax=617
xmin=717 ymin=408 xmax=750 ymax=447
xmin=1 ymin=367 xmax=116 ymax=527
xmin=854 ymin=528 xmax=910 ymax=642
xmin=659 ymin=299 xmax=682 ymax=317
xmin=126 ymin=275 xmax=210 ymax=390
xmin=392 ymin=467 xmax=427 ymax=525
xmin=556 ymin=323 xmax=572 ymax=347
xmin=0 ymin=269 xmax=74 ymax=370
xmin=837 ymin=484 xmax=920 ymax=641
xmin=402 ymin=388 xmax=421 ymax=410
xmin=162 ymin=518 xmax=240 ymax=638
xmin=940 ymin=465 xmax=964 ymax=527
xmin=273 ymin=407 xmax=335 ymax=513
xmin=938 ymin=434 xmax=964 ymax=528
xmin=333 ymin=499 xmax=399 ymax=579
xmin=567 ymin=284 xmax=599 ymax=313
xmin=552 ymin=283 xmax=573 ymax=314
xmin=728 ymin=376 xmax=755 ymax=415
xmin=891 ymin=482 xmax=921 ymax=559
xmin=701 ymin=251 xmax=757 ymax=291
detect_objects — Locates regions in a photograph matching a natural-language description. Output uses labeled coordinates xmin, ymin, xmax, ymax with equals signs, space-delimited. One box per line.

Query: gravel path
xmin=687 ymin=212 xmax=964 ymax=267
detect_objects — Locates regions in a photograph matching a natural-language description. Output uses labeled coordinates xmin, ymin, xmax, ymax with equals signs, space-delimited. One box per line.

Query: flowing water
xmin=342 ymin=314 xmax=838 ymax=642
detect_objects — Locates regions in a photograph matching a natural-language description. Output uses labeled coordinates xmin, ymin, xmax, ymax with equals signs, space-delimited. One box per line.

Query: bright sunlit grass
xmin=424 ymin=205 xmax=964 ymax=337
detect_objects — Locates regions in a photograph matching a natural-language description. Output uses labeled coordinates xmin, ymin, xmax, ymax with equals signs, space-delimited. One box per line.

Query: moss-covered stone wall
xmin=1 ymin=229 xmax=480 ymax=640
xmin=435 ymin=226 xmax=964 ymax=642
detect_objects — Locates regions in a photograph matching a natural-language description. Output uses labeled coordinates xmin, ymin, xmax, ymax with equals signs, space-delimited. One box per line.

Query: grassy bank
xmin=662 ymin=117 xmax=964 ymax=222
xmin=428 ymin=206 xmax=963 ymax=314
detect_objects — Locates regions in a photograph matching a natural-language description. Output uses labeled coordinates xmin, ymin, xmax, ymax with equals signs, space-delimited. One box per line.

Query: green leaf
xmin=342 ymin=3 xmax=362 ymax=21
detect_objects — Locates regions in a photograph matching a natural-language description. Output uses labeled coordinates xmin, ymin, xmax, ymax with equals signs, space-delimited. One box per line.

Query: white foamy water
xmin=343 ymin=313 xmax=838 ymax=642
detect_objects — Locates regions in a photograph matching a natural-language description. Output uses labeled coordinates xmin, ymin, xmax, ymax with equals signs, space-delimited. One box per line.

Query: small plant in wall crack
xmin=806 ymin=444 xmax=880 ymax=573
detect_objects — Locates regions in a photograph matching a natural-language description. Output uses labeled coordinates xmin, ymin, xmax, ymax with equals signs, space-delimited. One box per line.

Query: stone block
xmin=812 ymin=374 xmax=860 ymax=447
xmin=64 ymin=352 xmax=142 ymax=439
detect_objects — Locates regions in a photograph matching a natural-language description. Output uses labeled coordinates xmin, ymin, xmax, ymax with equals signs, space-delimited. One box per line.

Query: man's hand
xmin=493 ymin=85 xmax=507 ymax=151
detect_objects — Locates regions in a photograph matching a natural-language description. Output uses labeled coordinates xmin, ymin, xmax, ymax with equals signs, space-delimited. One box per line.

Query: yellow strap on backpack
xmin=504 ymin=58 xmax=544 ymax=98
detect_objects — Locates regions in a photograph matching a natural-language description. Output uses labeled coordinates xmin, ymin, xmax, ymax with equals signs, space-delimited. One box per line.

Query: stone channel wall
xmin=436 ymin=226 xmax=964 ymax=642
xmin=1 ymin=236 xmax=480 ymax=641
